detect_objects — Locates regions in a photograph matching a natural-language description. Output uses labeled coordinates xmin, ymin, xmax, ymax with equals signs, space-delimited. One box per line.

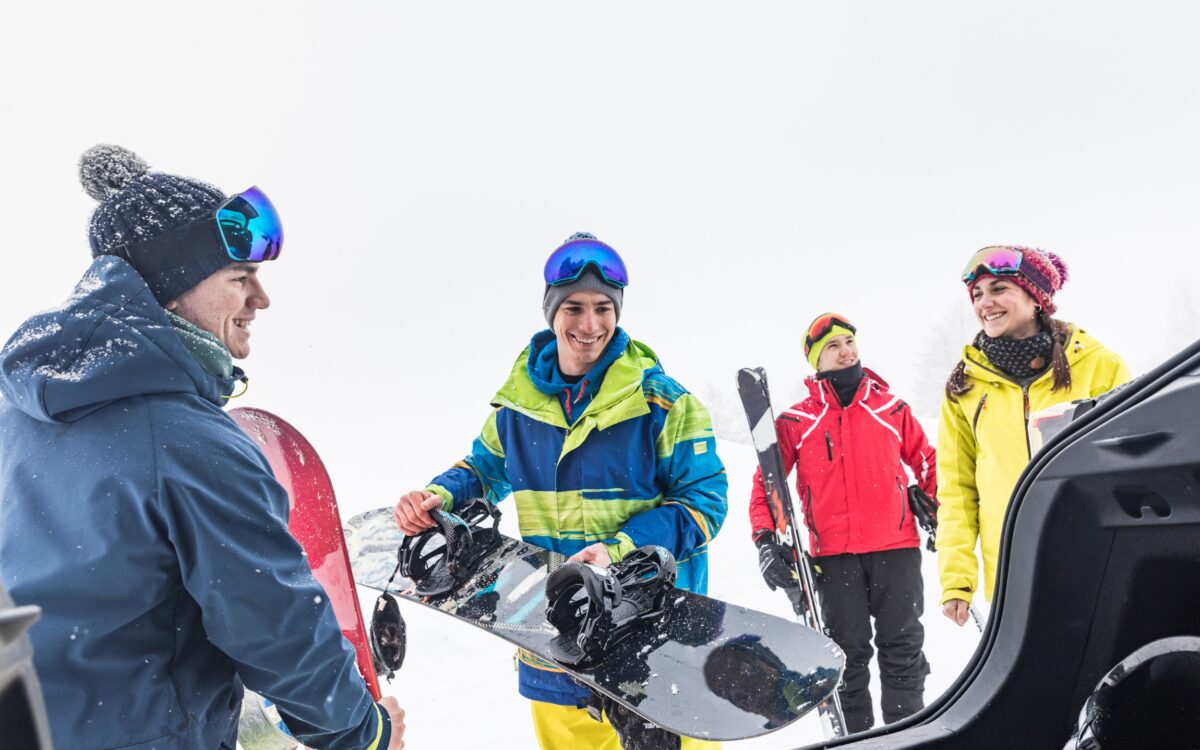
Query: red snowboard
xmin=231 ymin=407 xmax=382 ymax=701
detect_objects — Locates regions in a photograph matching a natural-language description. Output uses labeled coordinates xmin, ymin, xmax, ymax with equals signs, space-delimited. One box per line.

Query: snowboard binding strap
xmin=397 ymin=497 xmax=502 ymax=597
xmin=545 ymin=545 xmax=677 ymax=669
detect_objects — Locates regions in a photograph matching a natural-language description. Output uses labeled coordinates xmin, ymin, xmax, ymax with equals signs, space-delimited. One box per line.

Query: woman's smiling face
xmin=971 ymin=275 xmax=1040 ymax=339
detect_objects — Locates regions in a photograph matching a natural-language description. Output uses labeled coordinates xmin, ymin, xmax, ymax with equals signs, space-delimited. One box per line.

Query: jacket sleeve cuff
xmin=425 ymin=484 xmax=455 ymax=510
xmin=604 ymin=533 xmax=637 ymax=564
xmin=370 ymin=702 xmax=391 ymax=750
xmin=940 ymin=588 xmax=973 ymax=606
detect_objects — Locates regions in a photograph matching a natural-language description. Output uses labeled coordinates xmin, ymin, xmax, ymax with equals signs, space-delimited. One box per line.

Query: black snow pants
xmin=813 ymin=547 xmax=929 ymax=734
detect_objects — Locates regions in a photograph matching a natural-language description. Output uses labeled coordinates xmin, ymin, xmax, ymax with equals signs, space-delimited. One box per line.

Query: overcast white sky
xmin=4 ymin=0 xmax=1200 ymax=515
xmin=6 ymin=4 xmax=1200 ymax=746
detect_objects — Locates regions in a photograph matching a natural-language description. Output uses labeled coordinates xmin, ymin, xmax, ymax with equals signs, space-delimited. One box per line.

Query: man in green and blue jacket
xmin=394 ymin=233 xmax=727 ymax=749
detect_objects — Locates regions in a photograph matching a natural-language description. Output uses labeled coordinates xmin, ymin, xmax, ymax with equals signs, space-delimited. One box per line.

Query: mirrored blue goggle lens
xmin=962 ymin=247 xmax=1022 ymax=283
xmin=543 ymin=240 xmax=629 ymax=288
xmin=215 ymin=186 xmax=283 ymax=262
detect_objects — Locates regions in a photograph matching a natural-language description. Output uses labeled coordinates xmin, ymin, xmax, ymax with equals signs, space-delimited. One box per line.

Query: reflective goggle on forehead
xmin=111 ymin=186 xmax=283 ymax=273
xmin=216 ymin=186 xmax=282 ymax=262
xmin=961 ymin=246 xmax=1050 ymax=293
xmin=805 ymin=313 xmax=856 ymax=350
xmin=543 ymin=238 xmax=629 ymax=288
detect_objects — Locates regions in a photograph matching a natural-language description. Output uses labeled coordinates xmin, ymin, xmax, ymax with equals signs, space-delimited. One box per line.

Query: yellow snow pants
xmin=530 ymin=700 xmax=722 ymax=749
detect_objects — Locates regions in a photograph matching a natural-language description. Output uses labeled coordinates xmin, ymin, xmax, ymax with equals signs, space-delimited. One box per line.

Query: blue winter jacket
xmin=0 ymin=257 xmax=389 ymax=750
xmin=426 ymin=329 xmax=728 ymax=705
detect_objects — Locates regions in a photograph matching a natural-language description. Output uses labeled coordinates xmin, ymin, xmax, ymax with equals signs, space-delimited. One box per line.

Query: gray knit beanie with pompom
xmin=80 ymin=144 xmax=232 ymax=306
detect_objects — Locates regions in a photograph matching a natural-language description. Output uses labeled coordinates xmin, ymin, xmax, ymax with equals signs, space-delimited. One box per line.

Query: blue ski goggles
xmin=215 ymin=186 xmax=283 ymax=262
xmin=543 ymin=237 xmax=629 ymax=288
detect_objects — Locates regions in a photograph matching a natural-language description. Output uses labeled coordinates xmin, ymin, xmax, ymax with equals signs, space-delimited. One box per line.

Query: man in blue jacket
xmin=394 ymin=233 xmax=727 ymax=749
xmin=0 ymin=145 xmax=404 ymax=750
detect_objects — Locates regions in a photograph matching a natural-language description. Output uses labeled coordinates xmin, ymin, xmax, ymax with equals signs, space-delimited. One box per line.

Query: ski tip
xmin=736 ymin=367 xmax=766 ymax=384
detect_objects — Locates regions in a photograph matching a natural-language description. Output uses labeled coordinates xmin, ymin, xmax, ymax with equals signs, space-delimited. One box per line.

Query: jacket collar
xmin=525 ymin=328 xmax=629 ymax=397
xmin=166 ymin=311 xmax=234 ymax=380
xmin=0 ymin=256 xmax=241 ymax=423
xmin=961 ymin=323 xmax=1095 ymax=385
xmin=806 ymin=366 xmax=889 ymax=408
xmin=493 ymin=332 xmax=658 ymax=430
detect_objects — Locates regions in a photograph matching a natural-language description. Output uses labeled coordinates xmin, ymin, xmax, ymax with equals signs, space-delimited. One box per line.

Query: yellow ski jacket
xmin=936 ymin=325 xmax=1131 ymax=605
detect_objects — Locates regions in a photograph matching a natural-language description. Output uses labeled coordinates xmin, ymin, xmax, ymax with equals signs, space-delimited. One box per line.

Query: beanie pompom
xmin=1047 ymin=252 xmax=1069 ymax=289
xmin=79 ymin=144 xmax=150 ymax=201
xmin=82 ymin=144 xmax=232 ymax=305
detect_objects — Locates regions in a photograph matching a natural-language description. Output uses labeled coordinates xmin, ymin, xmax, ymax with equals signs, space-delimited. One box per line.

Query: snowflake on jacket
xmin=0 ymin=258 xmax=384 ymax=750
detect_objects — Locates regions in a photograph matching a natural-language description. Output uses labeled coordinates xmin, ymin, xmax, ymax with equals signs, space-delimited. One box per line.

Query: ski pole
xmin=969 ymin=602 xmax=985 ymax=633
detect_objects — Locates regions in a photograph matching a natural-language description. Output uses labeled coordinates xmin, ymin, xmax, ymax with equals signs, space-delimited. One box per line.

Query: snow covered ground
xmin=347 ymin=439 xmax=984 ymax=749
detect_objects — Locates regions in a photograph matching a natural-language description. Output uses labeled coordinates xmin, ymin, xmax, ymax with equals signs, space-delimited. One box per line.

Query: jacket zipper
xmin=897 ymin=476 xmax=907 ymax=529
xmin=964 ymin=355 xmax=1039 ymax=458
xmin=824 ymin=431 xmax=833 ymax=461
xmin=1022 ymin=385 xmax=1032 ymax=459
xmin=972 ymin=393 xmax=988 ymax=434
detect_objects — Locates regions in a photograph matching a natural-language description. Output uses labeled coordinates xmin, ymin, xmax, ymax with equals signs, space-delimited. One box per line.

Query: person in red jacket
xmin=748 ymin=312 xmax=936 ymax=734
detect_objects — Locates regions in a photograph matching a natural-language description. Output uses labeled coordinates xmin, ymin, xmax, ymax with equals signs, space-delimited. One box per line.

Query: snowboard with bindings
xmin=344 ymin=503 xmax=845 ymax=742
xmin=230 ymin=408 xmax=382 ymax=701
xmin=736 ymin=366 xmax=849 ymax=738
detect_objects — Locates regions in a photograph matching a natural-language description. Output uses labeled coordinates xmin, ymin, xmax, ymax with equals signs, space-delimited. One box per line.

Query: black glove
xmin=754 ymin=530 xmax=800 ymax=591
xmin=908 ymin=486 xmax=938 ymax=552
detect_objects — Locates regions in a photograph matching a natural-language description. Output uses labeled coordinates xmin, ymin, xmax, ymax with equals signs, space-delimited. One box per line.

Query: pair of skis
xmin=736 ymin=367 xmax=849 ymax=739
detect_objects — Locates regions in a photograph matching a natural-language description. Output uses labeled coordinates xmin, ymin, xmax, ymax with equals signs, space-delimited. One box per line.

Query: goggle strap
xmin=1018 ymin=262 xmax=1052 ymax=295
xmin=108 ymin=219 xmax=225 ymax=276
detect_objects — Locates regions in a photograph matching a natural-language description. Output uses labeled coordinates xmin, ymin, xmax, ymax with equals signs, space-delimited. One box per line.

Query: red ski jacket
xmin=749 ymin=368 xmax=936 ymax=557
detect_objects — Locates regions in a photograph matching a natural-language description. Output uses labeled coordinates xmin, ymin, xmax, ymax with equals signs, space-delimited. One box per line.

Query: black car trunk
xmin=828 ymin=342 xmax=1200 ymax=749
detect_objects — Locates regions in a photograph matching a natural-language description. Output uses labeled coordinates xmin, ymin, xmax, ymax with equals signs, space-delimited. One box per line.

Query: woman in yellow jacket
xmin=937 ymin=246 xmax=1131 ymax=626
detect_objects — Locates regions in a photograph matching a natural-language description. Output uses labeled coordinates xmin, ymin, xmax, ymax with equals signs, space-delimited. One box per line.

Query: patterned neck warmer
xmin=975 ymin=329 xmax=1054 ymax=380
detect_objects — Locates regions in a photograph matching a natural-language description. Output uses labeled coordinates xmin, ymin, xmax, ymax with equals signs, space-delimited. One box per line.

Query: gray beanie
xmin=80 ymin=144 xmax=232 ymax=307
xmin=542 ymin=232 xmax=625 ymax=326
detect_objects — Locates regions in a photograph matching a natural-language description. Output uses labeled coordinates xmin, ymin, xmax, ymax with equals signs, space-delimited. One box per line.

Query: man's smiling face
xmin=553 ymin=291 xmax=616 ymax=377
xmin=167 ymin=263 xmax=270 ymax=359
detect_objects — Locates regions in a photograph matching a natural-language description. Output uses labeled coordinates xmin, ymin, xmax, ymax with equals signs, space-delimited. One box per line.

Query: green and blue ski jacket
xmin=426 ymin=328 xmax=728 ymax=706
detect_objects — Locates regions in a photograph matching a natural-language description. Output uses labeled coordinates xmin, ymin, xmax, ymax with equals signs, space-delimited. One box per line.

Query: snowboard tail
xmin=230 ymin=408 xmax=381 ymax=701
